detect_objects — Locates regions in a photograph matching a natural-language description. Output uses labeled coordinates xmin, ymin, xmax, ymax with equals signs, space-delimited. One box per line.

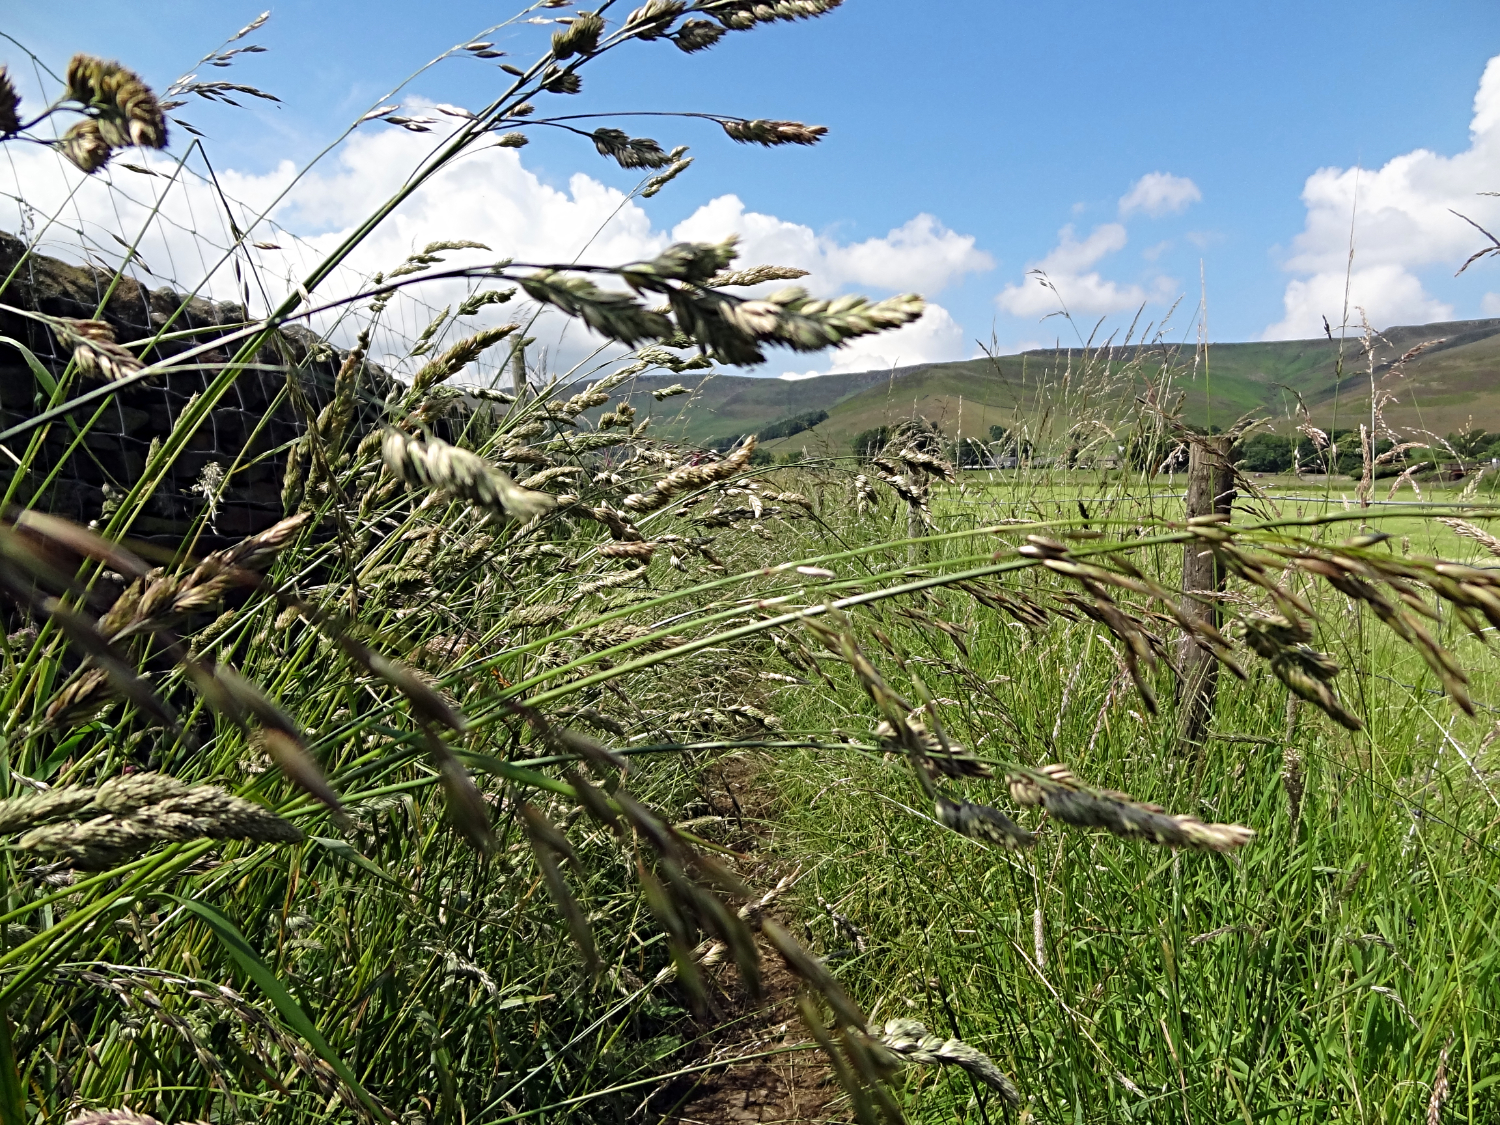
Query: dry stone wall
xmin=0 ymin=231 xmax=392 ymax=543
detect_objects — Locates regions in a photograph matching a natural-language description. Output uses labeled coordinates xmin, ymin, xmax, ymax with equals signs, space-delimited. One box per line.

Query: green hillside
xmin=590 ymin=317 xmax=1500 ymax=451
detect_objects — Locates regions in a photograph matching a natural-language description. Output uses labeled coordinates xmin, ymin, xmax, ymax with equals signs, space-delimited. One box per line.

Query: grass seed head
xmin=410 ymin=324 xmax=518 ymax=397
xmin=383 ymin=429 xmax=555 ymax=522
xmin=505 ymin=603 xmax=570 ymax=628
xmin=869 ymin=1017 xmax=1020 ymax=1104
xmin=0 ymin=67 xmax=20 ymax=138
xmin=935 ymin=796 xmax=1033 ymax=849
xmin=17 ymin=776 xmax=301 ymax=870
xmin=65 ymin=54 xmax=168 ymax=148
xmin=0 ymin=786 xmax=98 ymax=834
xmin=720 ymin=118 xmax=826 ymax=146
xmin=622 ymin=437 xmax=757 ymax=512
xmin=552 ymin=10 xmax=605 ymax=59
xmin=1009 ymin=765 xmax=1253 ymax=852
xmin=877 ymin=714 xmax=991 ymax=778
xmin=51 ymin=317 xmax=144 ymax=376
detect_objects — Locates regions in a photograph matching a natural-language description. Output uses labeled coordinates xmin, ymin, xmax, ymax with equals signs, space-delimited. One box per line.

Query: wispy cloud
xmin=996 ymin=223 xmax=1174 ymax=319
xmin=1119 ymin=172 xmax=1202 ymax=218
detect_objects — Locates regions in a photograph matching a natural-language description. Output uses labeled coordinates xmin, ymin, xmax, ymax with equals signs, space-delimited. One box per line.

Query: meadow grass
xmin=2 ymin=6 xmax=1499 ymax=1124
xmin=761 ymin=467 xmax=1500 ymax=1123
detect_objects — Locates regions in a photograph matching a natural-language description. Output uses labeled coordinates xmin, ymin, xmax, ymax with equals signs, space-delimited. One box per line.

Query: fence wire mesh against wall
xmin=0 ymin=137 xmax=513 ymax=545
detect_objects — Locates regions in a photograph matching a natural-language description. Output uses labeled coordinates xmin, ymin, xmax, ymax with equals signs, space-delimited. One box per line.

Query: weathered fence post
xmin=510 ymin=340 xmax=530 ymax=409
xmin=1177 ymin=433 xmax=1237 ymax=752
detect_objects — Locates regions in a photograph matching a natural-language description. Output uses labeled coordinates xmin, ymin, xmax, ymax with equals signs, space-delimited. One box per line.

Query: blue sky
xmin=8 ymin=1 xmax=1500 ymax=377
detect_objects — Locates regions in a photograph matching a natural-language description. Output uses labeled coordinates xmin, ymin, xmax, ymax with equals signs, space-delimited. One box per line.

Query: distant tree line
xmin=1238 ymin=427 xmax=1500 ymax=476
xmin=705 ymin=409 xmax=828 ymax=452
xmin=758 ymin=409 xmax=827 ymax=440
xmin=838 ymin=423 xmax=1500 ymax=474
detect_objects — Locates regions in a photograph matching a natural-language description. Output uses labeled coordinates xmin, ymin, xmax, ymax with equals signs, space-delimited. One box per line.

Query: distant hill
xmin=589 ymin=317 xmax=1500 ymax=451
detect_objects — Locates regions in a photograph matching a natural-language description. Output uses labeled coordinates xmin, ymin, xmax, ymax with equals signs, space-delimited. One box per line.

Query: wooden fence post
xmin=1177 ymin=434 xmax=1237 ymax=752
xmin=510 ymin=341 xmax=530 ymax=409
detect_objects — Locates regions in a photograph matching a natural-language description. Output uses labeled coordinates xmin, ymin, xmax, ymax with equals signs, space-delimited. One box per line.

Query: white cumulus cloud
xmin=996 ymin=223 xmax=1173 ymax=319
xmin=672 ymin=198 xmax=992 ymax=294
xmin=0 ymin=111 xmax=988 ymax=380
xmin=1118 ymin=172 xmax=1202 ymax=218
xmin=1264 ymin=54 xmax=1500 ymax=339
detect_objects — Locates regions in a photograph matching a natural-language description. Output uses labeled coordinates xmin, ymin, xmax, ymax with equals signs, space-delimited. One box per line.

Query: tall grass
xmin=758 ymin=460 xmax=1500 ymax=1123
xmin=0 ymin=5 xmax=1498 ymax=1124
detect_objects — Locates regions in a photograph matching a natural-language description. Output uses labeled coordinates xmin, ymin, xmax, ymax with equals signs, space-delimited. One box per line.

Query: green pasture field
xmin=752 ymin=467 xmax=1500 ymax=1123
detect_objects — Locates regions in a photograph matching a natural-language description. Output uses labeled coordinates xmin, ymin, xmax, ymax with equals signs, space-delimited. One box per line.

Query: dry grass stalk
xmin=866 ymin=1017 xmax=1020 ymax=1104
xmin=1427 ymin=1034 xmax=1453 ymax=1125
xmin=10 ymin=772 xmax=301 ymax=869
xmin=1009 ymin=764 xmax=1254 ymax=852
xmin=49 ymin=318 xmax=145 ymax=381
xmin=1437 ymin=517 xmax=1500 ymax=557
xmin=382 ymin=429 xmax=555 ymax=521
xmin=622 ymin=436 xmax=758 ymax=512
xmin=934 ymin=795 xmax=1033 ymax=849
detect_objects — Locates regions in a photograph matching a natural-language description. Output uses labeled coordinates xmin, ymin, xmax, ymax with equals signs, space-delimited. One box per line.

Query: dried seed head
xmin=720 ymin=118 xmax=827 ymax=146
xmin=0 ymin=67 xmax=20 ymax=138
xmin=592 ymin=127 xmax=673 ymax=169
xmin=51 ymin=313 xmax=144 ymax=373
xmin=626 ymin=0 xmax=688 ymax=38
xmin=572 ymin=570 xmax=643 ymax=600
xmin=0 ymin=786 xmax=98 ymax=834
xmin=94 ymin=771 xmax=192 ymax=814
xmin=672 ymin=19 xmax=727 ymax=51
xmin=561 ymin=386 xmax=612 ymax=415
xmin=868 ymin=1018 xmax=1020 ymax=1104
xmin=600 ymin=540 xmax=656 ymax=561
xmin=43 ymin=666 xmax=114 ymax=727
xmin=1437 ymin=517 xmax=1500 ymax=557
xmin=876 ymin=715 xmax=991 ymax=778
xmin=641 ymin=155 xmax=692 ymax=197
xmin=16 ymin=775 xmax=301 ymax=870
xmin=505 ymin=603 xmax=570 ymax=628
xmin=1009 ymin=764 xmax=1254 ymax=852
xmin=579 ymin=622 xmax=681 ymax=653
xmin=652 ymin=383 xmax=689 ymax=400
xmin=410 ymin=324 xmax=518 ymax=396
xmin=542 ymin=69 xmax=583 ymax=95
xmin=518 ymin=465 xmax=585 ymax=490
xmin=65 ymin=55 xmax=168 ymax=149
xmin=704 ymin=264 xmax=809 ymax=288
xmin=623 ymin=437 xmax=757 ymax=512
xmin=896 ymin=445 xmax=956 ymax=483
xmin=382 ymin=429 xmax=555 ymax=522
xmin=552 ymin=10 xmax=605 ymax=58
xmin=934 ymin=796 xmax=1033 ymax=849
